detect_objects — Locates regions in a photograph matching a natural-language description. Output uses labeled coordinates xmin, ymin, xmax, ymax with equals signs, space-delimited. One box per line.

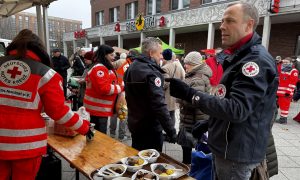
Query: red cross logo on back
xmin=7 ymin=67 xmax=22 ymax=79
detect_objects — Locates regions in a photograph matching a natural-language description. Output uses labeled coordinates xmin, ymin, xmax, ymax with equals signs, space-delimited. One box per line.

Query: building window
xmin=96 ymin=11 xmax=104 ymax=25
xmin=171 ymin=0 xmax=179 ymax=10
xmin=183 ymin=0 xmax=190 ymax=8
xmin=146 ymin=0 xmax=161 ymax=15
xmin=24 ymin=16 xmax=29 ymax=29
xmin=134 ymin=1 xmax=138 ymax=17
xmin=109 ymin=7 xmax=120 ymax=23
xmin=202 ymin=0 xmax=224 ymax=4
xmin=126 ymin=1 xmax=138 ymax=20
xmin=18 ymin=16 xmax=23 ymax=31
xmin=125 ymin=3 xmax=132 ymax=20
xmin=171 ymin=0 xmax=190 ymax=10
xmin=157 ymin=0 xmax=161 ymax=13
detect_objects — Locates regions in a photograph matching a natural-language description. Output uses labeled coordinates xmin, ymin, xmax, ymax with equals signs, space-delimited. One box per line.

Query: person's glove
xmin=86 ymin=124 xmax=95 ymax=141
xmin=192 ymin=120 xmax=208 ymax=139
xmin=165 ymin=78 xmax=196 ymax=102
xmin=168 ymin=132 xmax=177 ymax=144
xmin=163 ymin=128 xmax=177 ymax=144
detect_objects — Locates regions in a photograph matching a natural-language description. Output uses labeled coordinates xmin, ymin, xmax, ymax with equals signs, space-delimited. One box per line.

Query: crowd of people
xmin=2 ymin=1 xmax=300 ymax=180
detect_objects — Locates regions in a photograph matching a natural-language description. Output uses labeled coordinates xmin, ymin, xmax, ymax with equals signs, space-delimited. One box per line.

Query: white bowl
xmin=131 ymin=169 xmax=159 ymax=180
xmin=113 ymin=177 xmax=131 ymax=180
xmin=120 ymin=156 xmax=148 ymax=172
xmin=150 ymin=163 xmax=182 ymax=180
xmin=138 ymin=149 xmax=160 ymax=163
xmin=97 ymin=164 xmax=127 ymax=180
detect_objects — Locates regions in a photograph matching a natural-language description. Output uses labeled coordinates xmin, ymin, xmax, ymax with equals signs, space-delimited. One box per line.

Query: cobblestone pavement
xmin=57 ymin=103 xmax=300 ymax=180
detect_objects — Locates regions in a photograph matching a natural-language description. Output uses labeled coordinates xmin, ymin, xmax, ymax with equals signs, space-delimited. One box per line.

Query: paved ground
xmin=56 ymin=102 xmax=300 ymax=180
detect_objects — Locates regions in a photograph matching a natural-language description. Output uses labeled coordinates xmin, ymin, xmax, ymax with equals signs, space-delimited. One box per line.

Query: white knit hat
xmin=120 ymin=53 xmax=127 ymax=59
xmin=184 ymin=51 xmax=203 ymax=65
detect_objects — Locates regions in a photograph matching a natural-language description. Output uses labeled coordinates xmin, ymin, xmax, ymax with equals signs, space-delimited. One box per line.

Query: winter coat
xmin=84 ymin=63 xmax=122 ymax=117
xmin=0 ymin=51 xmax=89 ymax=160
xmin=162 ymin=60 xmax=185 ymax=111
xmin=51 ymin=55 xmax=70 ymax=77
xmin=192 ymin=32 xmax=278 ymax=163
xmin=206 ymin=56 xmax=223 ymax=87
xmin=124 ymin=55 xmax=176 ymax=137
xmin=179 ymin=63 xmax=212 ymax=133
xmin=72 ymin=55 xmax=85 ymax=76
xmin=266 ymin=132 xmax=278 ymax=177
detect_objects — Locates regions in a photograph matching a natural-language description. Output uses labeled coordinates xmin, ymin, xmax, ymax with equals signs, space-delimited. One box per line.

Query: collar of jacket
xmin=8 ymin=49 xmax=41 ymax=62
xmin=135 ymin=54 xmax=165 ymax=74
xmin=223 ymin=32 xmax=261 ymax=64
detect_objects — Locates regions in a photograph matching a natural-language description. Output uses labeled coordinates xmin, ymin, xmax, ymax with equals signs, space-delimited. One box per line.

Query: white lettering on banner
xmin=126 ymin=16 xmax=156 ymax=32
xmin=0 ymin=87 xmax=32 ymax=99
xmin=0 ymin=60 xmax=31 ymax=86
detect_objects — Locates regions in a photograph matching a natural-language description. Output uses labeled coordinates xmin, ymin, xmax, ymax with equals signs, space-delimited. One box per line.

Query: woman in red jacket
xmin=0 ymin=29 xmax=90 ymax=180
xmin=84 ymin=45 xmax=123 ymax=133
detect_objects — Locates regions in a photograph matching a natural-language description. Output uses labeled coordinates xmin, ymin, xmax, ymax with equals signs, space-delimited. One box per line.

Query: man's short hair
xmin=227 ymin=2 xmax=259 ymax=30
xmin=141 ymin=37 xmax=162 ymax=56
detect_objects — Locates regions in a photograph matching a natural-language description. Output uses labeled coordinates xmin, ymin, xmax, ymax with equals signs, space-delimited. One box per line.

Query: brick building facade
xmin=63 ymin=0 xmax=300 ymax=58
xmin=0 ymin=12 xmax=82 ymax=52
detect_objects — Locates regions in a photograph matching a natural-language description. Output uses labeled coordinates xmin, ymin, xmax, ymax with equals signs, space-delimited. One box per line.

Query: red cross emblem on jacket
xmin=7 ymin=67 xmax=22 ymax=79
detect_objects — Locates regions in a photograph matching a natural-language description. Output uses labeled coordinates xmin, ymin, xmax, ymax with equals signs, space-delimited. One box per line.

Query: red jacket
xmin=84 ymin=63 xmax=122 ymax=117
xmin=0 ymin=51 xmax=89 ymax=160
xmin=205 ymin=57 xmax=223 ymax=86
xmin=116 ymin=58 xmax=132 ymax=84
xmin=277 ymin=65 xmax=298 ymax=97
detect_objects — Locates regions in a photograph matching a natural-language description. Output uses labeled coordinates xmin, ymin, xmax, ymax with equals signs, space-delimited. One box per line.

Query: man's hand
xmin=165 ymin=78 xmax=196 ymax=102
xmin=86 ymin=124 xmax=95 ymax=141
xmin=192 ymin=120 xmax=208 ymax=139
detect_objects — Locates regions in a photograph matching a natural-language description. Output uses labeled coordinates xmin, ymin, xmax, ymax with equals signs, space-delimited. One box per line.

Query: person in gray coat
xmin=177 ymin=51 xmax=212 ymax=164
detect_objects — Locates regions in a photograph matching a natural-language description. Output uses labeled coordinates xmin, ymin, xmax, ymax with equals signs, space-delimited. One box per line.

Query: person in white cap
xmin=177 ymin=51 xmax=212 ymax=164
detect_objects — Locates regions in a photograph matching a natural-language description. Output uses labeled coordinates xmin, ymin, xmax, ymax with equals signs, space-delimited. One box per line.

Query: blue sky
xmin=23 ymin=0 xmax=91 ymax=28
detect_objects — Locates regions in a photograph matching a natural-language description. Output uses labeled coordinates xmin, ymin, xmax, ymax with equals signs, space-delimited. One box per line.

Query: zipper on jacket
xmin=224 ymin=121 xmax=231 ymax=159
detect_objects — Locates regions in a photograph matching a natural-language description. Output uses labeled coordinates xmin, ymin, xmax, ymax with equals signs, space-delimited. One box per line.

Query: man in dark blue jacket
xmin=52 ymin=49 xmax=70 ymax=99
xmin=124 ymin=37 xmax=176 ymax=152
xmin=166 ymin=2 xmax=278 ymax=179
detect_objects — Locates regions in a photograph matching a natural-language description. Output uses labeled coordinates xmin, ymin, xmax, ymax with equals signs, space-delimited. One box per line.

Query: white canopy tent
xmin=0 ymin=0 xmax=57 ymax=53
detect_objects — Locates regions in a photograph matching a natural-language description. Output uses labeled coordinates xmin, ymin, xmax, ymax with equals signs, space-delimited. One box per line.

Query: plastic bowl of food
xmin=120 ymin=156 xmax=148 ymax=172
xmin=131 ymin=169 xmax=158 ymax=180
xmin=97 ymin=164 xmax=127 ymax=180
xmin=138 ymin=149 xmax=160 ymax=163
xmin=151 ymin=163 xmax=183 ymax=179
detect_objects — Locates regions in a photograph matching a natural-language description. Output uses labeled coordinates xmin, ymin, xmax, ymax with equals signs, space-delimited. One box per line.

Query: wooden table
xmin=47 ymin=131 xmax=194 ymax=180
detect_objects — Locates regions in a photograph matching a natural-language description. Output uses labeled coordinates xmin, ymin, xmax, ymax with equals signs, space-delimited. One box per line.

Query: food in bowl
xmin=97 ymin=164 xmax=127 ymax=179
xmin=154 ymin=164 xmax=174 ymax=176
xmin=126 ymin=157 xmax=144 ymax=166
xmin=138 ymin=149 xmax=160 ymax=163
xmin=131 ymin=169 xmax=158 ymax=180
xmin=121 ymin=156 xmax=148 ymax=172
xmin=151 ymin=163 xmax=183 ymax=179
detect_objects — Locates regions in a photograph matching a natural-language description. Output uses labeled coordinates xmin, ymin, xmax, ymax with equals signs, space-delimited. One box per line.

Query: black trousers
xmin=182 ymin=146 xmax=192 ymax=164
xmin=131 ymin=130 xmax=163 ymax=152
xmin=90 ymin=116 xmax=108 ymax=134
xmin=62 ymin=76 xmax=68 ymax=99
